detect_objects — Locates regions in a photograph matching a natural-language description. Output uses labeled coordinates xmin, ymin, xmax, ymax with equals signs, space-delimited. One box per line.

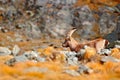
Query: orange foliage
xmin=87 ymin=62 xmax=105 ymax=73
xmin=74 ymin=0 xmax=119 ymax=10
xmin=113 ymin=63 xmax=120 ymax=73
xmin=25 ymin=72 xmax=44 ymax=78
xmin=2 ymin=65 xmax=22 ymax=76
xmin=67 ymin=65 xmax=79 ymax=70
xmin=111 ymin=48 xmax=120 ymax=54
xmin=111 ymin=48 xmax=120 ymax=59
xmin=103 ymin=62 xmax=117 ymax=72
xmin=42 ymin=47 xmax=55 ymax=56
xmin=84 ymin=47 xmax=96 ymax=59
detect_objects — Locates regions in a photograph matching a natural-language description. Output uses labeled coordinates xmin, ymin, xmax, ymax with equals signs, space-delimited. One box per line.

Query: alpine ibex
xmin=62 ymin=28 xmax=109 ymax=53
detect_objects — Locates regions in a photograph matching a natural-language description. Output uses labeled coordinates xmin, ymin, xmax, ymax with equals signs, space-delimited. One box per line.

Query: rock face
xmin=0 ymin=0 xmax=119 ymax=40
xmin=72 ymin=5 xmax=118 ymax=40
xmin=71 ymin=5 xmax=95 ymax=39
xmin=116 ymin=16 xmax=120 ymax=40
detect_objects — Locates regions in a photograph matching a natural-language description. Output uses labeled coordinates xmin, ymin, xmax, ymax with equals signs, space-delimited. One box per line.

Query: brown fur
xmin=62 ymin=29 xmax=109 ymax=53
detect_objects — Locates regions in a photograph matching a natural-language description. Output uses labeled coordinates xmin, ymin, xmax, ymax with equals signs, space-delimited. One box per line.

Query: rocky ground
xmin=0 ymin=0 xmax=120 ymax=80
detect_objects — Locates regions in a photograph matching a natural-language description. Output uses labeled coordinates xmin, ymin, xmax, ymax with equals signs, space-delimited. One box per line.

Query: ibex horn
xmin=67 ymin=28 xmax=77 ymax=39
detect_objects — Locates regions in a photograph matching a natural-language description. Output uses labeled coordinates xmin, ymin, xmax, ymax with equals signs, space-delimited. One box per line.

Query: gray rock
xmin=14 ymin=55 xmax=29 ymax=62
xmin=36 ymin=56 xmax=46 ymax=62
xmin=5 ymin=58 xmax=16 ymax=66
xmin=101 ymin=56 xmax=120 ymax=63
xmin=0 ymin=47 xmax=11 ymax=56
xmin=6 ymin=36 xmax=14 ymax=42
xmin=98 ymin=49 xmax=111 ymax=55
xmin=6 ymin=6 xmax=17 ymax=21
xmin=98 ymin=12 xmax=117 ymax=36
xmin=12 ymin=45 xmax=20 ymax=56
xmin=105 ymin=6 xmax=116 ymax=12
xmin=115 ymin=45 xmax=120 ymax=48
xmin=97 ymin=6 xmax=118 ymax=39
xmin=25 ymin=22 xmax=41 ymax=39
xmin=72 ymin=5 xmax=118 ymax=40
xmin=5 ymin=55 xmax=28 ymax=66
xmin=67 ymin=57 xmax=78 ymax=65
xmin=23 ymin=51 xmax=39 ymax=60
xmin=64 ymin=70 xmax=80 ymax=76
xmin=106 ymin=40 xmax=120 ymax=48
xmin=49 ymin=0 xmax=77 ymax=5
xmin=25 ymin=0 xmax=36 ymax=8
xmin=61 ymin=51 xmax=78 ymax=65
xmin=35 ymin=0 xmax=48 ymax=6
xmin=76 ymin=49 xmax=86 ymax=60
xmin=105 ymin=31 xmax=118 ymax=42
xmin=71 ymin=5 xmax=98 ymax=40
xmin=5 ymin=50 xmax=46 ymax=66
xmin=116 ymin=17 xmax=120 ymax=40
xmin=15 ymin=38 xmax=23 ymax=42
xmin=0 ymin=0 xmax=8 ymax=4
xmin=63 ymin=51 xmax=77 ymax=58
xmin=15 ymin=23 xmax=25 ymax=29
xmin=77 ymin=64 xmax=93 ymax=74
xmin=0 ymin=0 xmax=119 ymax=41
xmin=115 ymin=40 xmax=120 ymax=44
xmin=78 ymin=49 xmax=86 ymax=55
xmin=45 ymin=19 xmax=72 ymax=38
xmin=57 ymin=8 xmax=72 ymax=24
xmin=14 ymin=33 xmax=24 ymax=42
xmin=114 ymin=4 xmax=120 ymax=13
xmin=23 ymin=51 xmax=45 ymax=62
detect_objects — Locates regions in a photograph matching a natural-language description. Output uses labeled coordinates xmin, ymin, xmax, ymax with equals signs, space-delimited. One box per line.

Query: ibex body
xmin=62 ymin=28 xmax=109 ymax=53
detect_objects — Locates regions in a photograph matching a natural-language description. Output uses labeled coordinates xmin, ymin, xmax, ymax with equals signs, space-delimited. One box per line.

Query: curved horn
xmin=67 ymin=28 xmax=77 ymax=39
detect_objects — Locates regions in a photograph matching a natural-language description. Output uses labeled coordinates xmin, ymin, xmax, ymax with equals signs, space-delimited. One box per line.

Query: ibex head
xmin=62 ymin=28 xmax=80 ymax=52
